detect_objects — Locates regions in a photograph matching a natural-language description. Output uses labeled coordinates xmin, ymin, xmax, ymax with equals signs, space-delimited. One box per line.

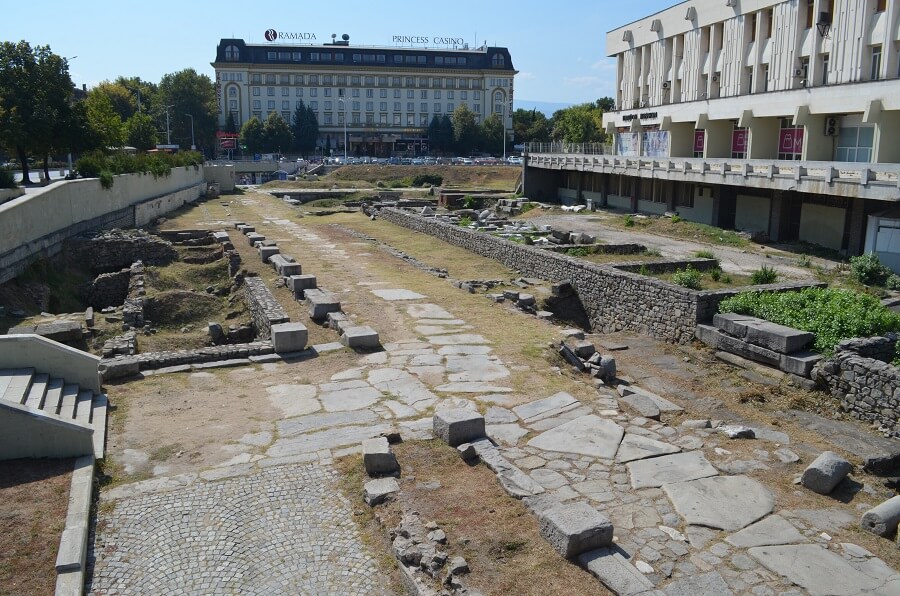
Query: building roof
xmin=213 ymin=38 xmax=516 ymax=72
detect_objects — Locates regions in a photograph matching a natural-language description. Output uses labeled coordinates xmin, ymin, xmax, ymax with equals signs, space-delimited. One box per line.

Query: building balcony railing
xmin=525 ymin=142 xmax=613 ymax=155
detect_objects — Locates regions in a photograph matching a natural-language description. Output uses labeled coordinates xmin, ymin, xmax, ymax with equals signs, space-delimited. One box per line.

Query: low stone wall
xmin=73 ymin=229 xmax=176 ymax=273
xmin=379 ymin=208 xmax=819 ymax=344
xmin=122 ymin=261 xmax=146 ymax=328
xmin=99 ymin=341 xmax=274 ymax=380
xmin=814 ymin=333 xmax=900 ymax=437
xmin=244 ymin=276 xmax=289 ymax=339
xmin=86 ymin=268 xmax=130 ymax=308
xmin=613 ymin=258 xmax=719 ymax=274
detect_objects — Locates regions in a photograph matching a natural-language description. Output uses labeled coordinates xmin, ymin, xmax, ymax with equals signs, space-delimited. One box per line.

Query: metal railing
xmin=525 ymin=142 xmax=612 ymax=155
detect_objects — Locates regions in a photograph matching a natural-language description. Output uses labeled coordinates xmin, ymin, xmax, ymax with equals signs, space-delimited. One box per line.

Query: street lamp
xmin=163 ymin=105 xmax=175 ymax=145
xmin=338 ymin=97 xmax=348 ymax=163
xmin=185 ymin=113 xmax=195 ymax=150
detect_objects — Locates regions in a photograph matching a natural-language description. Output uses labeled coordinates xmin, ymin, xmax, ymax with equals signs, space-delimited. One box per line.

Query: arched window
xmin=493 ymin=90 xmax=505 ymax=115
xmin=228 ymin=87 xmax=237 ymax=97
xmin=491 ymin=54 xmax=505 ymax=67
xmin=225 ymin=45 xmax=240 ymax=61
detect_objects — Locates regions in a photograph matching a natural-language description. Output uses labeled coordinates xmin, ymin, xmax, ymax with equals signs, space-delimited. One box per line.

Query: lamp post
xmin=185 ymin=113 xmax=195 ymax=150
xmin=338 ymin=97 xmax=348 ymax=163
xmin=163 ymin=105 xmax=174 ymax=145
xmin=66 ymin=56 xmax=78 ymax=177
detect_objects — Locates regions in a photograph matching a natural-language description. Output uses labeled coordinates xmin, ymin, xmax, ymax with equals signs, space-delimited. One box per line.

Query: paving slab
xmin=277 ymin=409 xmax=379 ymax=438
xmin=486 ymin=423 xmax=528 ymax=446
xmin=368 ymin=368 xmax=438 ymax=410
xmin=445 ymin=354 xmax=510 ymax=383
xmin=615 ymin=433 xmax=681 ymax=463
xmin=620 ymin=393 xmax=661 ymax=419
xmin=267 ymin=423 xmax=393 ymax=457
xmin=427 ymin=333 xmax=491 ymax=345
xmin=318 ymin=385 xmax=382 ymax=412
xmin=579 ymin=547 xmax=657 ymax=595
xmin=435 ymin=382 xmax=514 ymax=393
xmin=513 ymin=391 xmax=580 ymax=423
xmin=407 ymin=303 xmax=454 ymax=319
xmin=749 ymin=543 xmax=900 ymax=595
xmin=627 ymin=451 xmax=718 ymax=489
xmin=663 ymin=571 xmax=732 ymax=596
xmin=527 ymin=415 xmax=625 ymax=459
xmin=370 ymin=289 xmax=427 ymax=301
xmin=437 ymin=345 xmax=492 ymax=355
xmin=663 ymin=475 xmax=775 ymax=531
xmin=725 ymin=514 xmax=806 ymax=548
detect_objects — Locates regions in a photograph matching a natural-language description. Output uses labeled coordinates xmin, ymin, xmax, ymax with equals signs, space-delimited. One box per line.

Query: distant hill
xmin=514 ymin=100 xmax=574 ymax=117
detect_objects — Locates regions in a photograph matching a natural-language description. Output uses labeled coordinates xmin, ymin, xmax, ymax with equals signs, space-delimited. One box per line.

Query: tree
xmin=0 ymin=41 xmax=75 ymax=184
xmin=550 ymin=102 xmax=605 ymax=144
xmin=224 ymin=111 xmax=237 ymax=134
xmin=479 ymin=113 xmax=504 ymax=155
xmin=595 ymin=96 xmax=615 ymax=112
xmin=85 ymin=91 xmax=126 ymax=149
xmin=115 ymin=76 xmax=158 ymax=117
xmin=157 ymin=69 xmax=217 ymax=154
xmin=89 ymin=81 xmax=136 ymax=121
xmin=438 ymin=115 xmax=454 ymax=154
xmin=126 ymin=113 xmax=158 ymax=150
xmin=451 ymin=104 xmax=479 ymax=155
xmin=239 ymin=117 xmax=264 ymax=155
xmin=291 ymin=101 xmax=318 ymax=156
xmin=427 ymin=115 xmax=442 ymax=153
xmin=513 ymin=108 xmax=551 ymax=145
xmin=262 ymin=112 xmax=293 ymax=153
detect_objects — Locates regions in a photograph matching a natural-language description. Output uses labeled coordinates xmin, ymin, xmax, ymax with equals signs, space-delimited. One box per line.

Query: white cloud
xmin=563 ymin=76 xmax=600 ymax=87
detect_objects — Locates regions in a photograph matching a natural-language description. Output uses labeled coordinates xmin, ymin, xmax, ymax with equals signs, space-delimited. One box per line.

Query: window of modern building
xmin=492 ymin=54 xmax=505 ymax=67
xmin=447 ymin=103 xmax=454 ymax=112
xmin=763 ymin=65 xmax=770 ymax=91
xmin=366 ymin=101 xmax=374 ymax=111
xmin=394 ymin=55 xmax=402 ymax=63
xmin=806 ymin=0 xmax=815 ymax=28
xmin=267 ymin=100 xmax=275 ymax=110
xmin=351 ymin=75 xmax=360 ymax=86
xmin=876 ymin=0 xmax=886 ymax=11
xmin=380 ymin=102 xmax=387 ymax=111
xmin=731 ymin=124 xmax=748 ymax=158
xmin=778 ymin=118 xmax=804 ymax=160
xmin=407 ymin=102 xmax=414 ymax=112
xmin=420 ymin=102 xmax=427 ymax=113
xmin=746 ymin=68 xmax=754 ymax=94
xmin=282 ymin=100 xmax=289 ymax=110
xmin=394 ymin=89 xmax=401 ymax=99
xmin=365 ymin=76 xmax=375 ymax=86
xmin=693 ymin=130 xmax=705 ymax=158
xmin=366 ymin=89 xmax=374 ymax=98
xmin=353 ymin=113 xmax=361 ymax=124
xmin=417 ymin=56 xmax=426 ymax=64
xmin=407 ymin=90 xmax=414 ymax=99
xmin=267 ymin=87 xmax=275 ymax=96
xmin=324 ymin=100 xmax=332 ymax=110
xmin=394 ymin=102 xmax=401 ymax=111
xmin=434 ymin=103 xmax=441 ymax=112
xmin=267 ymin=51 xmax=276 ymax=60
xmin=282 ymin=87 xmax=289 ymax=96
xmin=836 ymin=125 xmax=875 ymax=162
xmin=353 ymin=54 xmax=361 ymax=62
xmin=377 ymin=55 xmax=386 ymax=63
xmin=352 ymin=101 xmax=360 ymax=111
xmin=294 ymin=74 xmax=304 ymax=85
xmin=310 ymin=88 xmax=317 ymax=97
xmin=822 ymin=54 xmax=830 ymax=84
xmin=676 ymin=183 xmax=695 ymax=208
xmin=460 ymin=91 xmax=467 ymax=100
xmin=228 ymin=87 xmax=237 ymax=97
xmin=279 ymin=74 xmax=290 ymax=84
xmin=337 ymin=75 xmax=346 ymax=85
xmin=295 ymin=88 xmax=303 ymax=97
xmin=251 ymin=74 xmax=261 ymax=84
xmin=352 ymin=89 xmax=360 ymax=98
xmin=277 ymin=51 xmax=289 ymax=61
xmin=393 ymin=114 xmax=401 ymax=125
xmin=335 ymin=53 xmax=344 ymax=62
xmin=871 ymin=46 xmax=883 ymax=80
xmin=266 ymin=74 xmax=276 ymax=84
xmin=310 ymin=101 xmax=318 ymax=110
xmin=324 ymin=113 xmax=332 ymax=125
xmin=310 ymin=53 xmax=320 ymax=61
xmin=323 ymin=75 xmax=332 ymax=85
xmin=225 ymin=45 xmax=240 ymax=61
xmin=435 ymin=56 xmax=444 ymax=65
xmin=324 ymin=88 xmax=332 ymax=97
xmin=380 ymin=89 xmax=387 ymax=98
xmin=252 ymin=100 xmax=261 ymax=110
xmin=749 ymin=12 xmax=758 ymax=42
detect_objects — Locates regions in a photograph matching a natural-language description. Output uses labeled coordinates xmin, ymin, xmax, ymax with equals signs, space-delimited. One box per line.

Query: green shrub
xmin=75 ymin=152 xmax=105 ymax=178
xmin=710 ymin=268 xmax=722 ymax=282
xmin=694 ymin=249 xmax=716 ymax=260
xmin=718 ymin=287 xmax=900 ymax=354
xmin=720 ymin=273 xmax=732 ymax=284
xmin=99 ymin=170 xmax=114 ymax=189
xmin=458 ymin=216 xmax=472 ymax=227
xmin=462 ymin=195 xmax=477 ymax=209
xmin=638 ymin=265 xmax=650 ymax=276
xmin=750 ymin=265 xmax=779 ymax=285
xmin=411 ymin=174 xmax=442 ymax=187
xmin=672 ymin=265 xmax=703 ymax=290
xmin=797 ymin=254 xmax=812 ymax=268
xmin=566 ymin=247 xmax=588 ymax=257
xmin=643 ymin=247 xmax=662 ymax=257
xmin=670 ymin=214 xmax=682 ymax=223
xmin=850 ymin=253 xmax=891 ymax=286
xmin=888 ymin=274 xmax=900 ymax=291
xmin=0 ymin=169 xmax=15 ymax=189
xmin=520 ymin=202 xmax=537 ymax=213
xmin=624 ymin=214 xmax=635 ymax=227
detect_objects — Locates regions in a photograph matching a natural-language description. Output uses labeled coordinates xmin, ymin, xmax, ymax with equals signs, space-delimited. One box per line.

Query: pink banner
xmin=694 ymin=130 xmax=705 ymax=153
xmin=779 ymin=128 xmax=804 ymax=154
xmin=732 ymin=128 xmax=748 ymax=154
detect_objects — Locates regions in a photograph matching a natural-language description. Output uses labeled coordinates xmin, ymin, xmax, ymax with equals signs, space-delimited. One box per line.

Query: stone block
xmin=246 ymin=232 xmax=265 ymax=246
xmin=326 ymin=311 xmax=351 ymax=332
xmin=240 ymin=225 xmax=256 ymax=234
xmin=714 ymin=313 xmax=814 ymax=354
xmin=801 ymin=451 xmax=852 ymax=494
xmin=364 ymin=477 xmax=399 ymax=506
xmin=212 ymin=231 xmax=230 ymax=243
xmin=305 ymin=289 xmax=341 ymax=320
xmin=258 ymin=245 xmax=279 ymax=263
xmin=573 ymin=341 xmax=596 ymax=359
xmin=538 ymin=502 xmax=613 ymax=558
xmin=620 ymin=393 xmax=660 ymax=420
xmin=457 ymin=443 xmax=477 ymax=462
xmin=433 ymin=409 xmax=485 ymax=446
xmin=340 ymin=326 xmax=380 ymax=349
xmin=271 ymin=322 xmax=308 ymax=353
xmin=362 ymin=437 xmax=399 ymax=476
xmin=779 ymin=351 xmax=822 ymax=377
xmin=517 ymin=293 xmax=536 ymax=307
xmin=695 ymin=324 xmax=721 ymax=349
xmin=579 ymin=548 xmax=656 ymax=595
xmin=559 ymin=343 xmax=586 ymax=371
xmin=860 ymin=495 xmax=900 ymax=537
xmin=288 ymin=274 xmax=317 ymax=296
xmin=279 ymin=261 xmax=302 ymax=277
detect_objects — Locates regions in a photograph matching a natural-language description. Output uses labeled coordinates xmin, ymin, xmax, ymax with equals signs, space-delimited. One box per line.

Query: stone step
xmin=23 ymin=373 xmax=50 ymax=409
xmin=74 ymin=390 xmax=93 ymax=425
xmin=58 ymin=384 xmax=80 ymax=419
xmin=92 ymin=393 xmax=109 ymax=459
xmin=42 ymin=378 xmax=65 ymax=414
xmin=0 ymin=367 xmax=35 ymax=404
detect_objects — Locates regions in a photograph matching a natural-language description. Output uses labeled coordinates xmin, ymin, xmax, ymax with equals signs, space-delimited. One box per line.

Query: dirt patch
xmin=261 ymin=165 xmax=520 ymax=191
xmin=0 ymin=458 xmax=74 ymax=595
xmin=143 ymin=290 xmax=225 ymax=328
xmin=336 ymin=440 xmax=610 ymax=595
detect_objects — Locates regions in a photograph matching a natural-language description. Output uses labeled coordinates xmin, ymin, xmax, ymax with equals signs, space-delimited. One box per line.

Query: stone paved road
xmin=89 ymin=462 xmax=388 ymax=595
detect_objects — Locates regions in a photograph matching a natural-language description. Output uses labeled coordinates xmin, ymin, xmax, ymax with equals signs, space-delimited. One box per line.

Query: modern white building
xmin=211 ymin=36 xmax=516 ymax=157
xmin=525 ymin=0 xmax=900 ymax=269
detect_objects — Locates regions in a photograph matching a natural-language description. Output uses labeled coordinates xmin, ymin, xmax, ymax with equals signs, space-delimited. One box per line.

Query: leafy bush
xmin=566 ymin=247 xmax=588 ymax=257
xmin=520 ymin=202 xmax=537 ymax=214
xmin=75 ymin=149 xmax=203 ymax=187
xmin=718 ymin=287 xmax=900 ymax=354
xmin=672 ymin=265 xmax=703 ymax=290
xmin=638 ymin=265 xmax=650 ymax=276
xmin=75 ymin=152 xmax=105 ymax=178
xmin=694 ymin=249 xmax=716 ymax=260
xmin=710 ymin=268 xmax=722 ymax=282
xmin=643 ymin=247 xmax=662 ymax=257
xmin=624 ymin=215 xmax=635 ymax=227
xmin=850 ymin=253 xmax=892 ymax=286
xmin=99 ymin=170 xmax=114 ymax=189
xmin=0 ymin=169 xmax=15 ymax=189
xmin=462 ymin=195 xmax=477 ymax=209
xmin=670 ymin=214 xmax=682 ymax=223
xmin=797 ymin=254 xmax=812 ymax=268
xmin=411 ymin=174 xmax=442 ymax=187
xmin=458 ymin=216 xmax=472 ymax=227
xmin=750 ymin=265 xmax=779 ymax=285
xmin=888 ymin=274 xmax=900 ymax=291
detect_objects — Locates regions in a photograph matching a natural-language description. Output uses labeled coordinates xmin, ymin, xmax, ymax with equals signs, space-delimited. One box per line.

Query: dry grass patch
xmin=0 ymin=458 xmax=74 ymax=595
xmin=335 ymin=440 xmax=610 ymax=595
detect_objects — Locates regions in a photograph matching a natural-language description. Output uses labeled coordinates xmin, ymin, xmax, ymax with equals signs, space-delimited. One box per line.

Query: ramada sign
xmin=264 ymin=29 xmax=316 ymax=42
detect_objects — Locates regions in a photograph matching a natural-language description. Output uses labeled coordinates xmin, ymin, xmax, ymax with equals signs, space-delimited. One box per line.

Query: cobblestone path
xmin=89 ymin=462 xmax=387 ymax=595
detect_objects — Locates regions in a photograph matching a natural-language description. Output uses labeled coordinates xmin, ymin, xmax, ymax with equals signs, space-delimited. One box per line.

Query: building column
xmin=847 ymin=197 xmax=867 ymax=256
xmin=768 ymin=190 xmax=785 ymax=242
xmin=716 ymin=186 xmax=737 ymax=230
xmin=600 ymin=174 xmax=609 ymax=209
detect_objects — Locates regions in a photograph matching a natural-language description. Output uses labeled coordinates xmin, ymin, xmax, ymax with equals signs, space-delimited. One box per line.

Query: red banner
xmin=779 ymin=128 xmax=804 ymax=155
xmin=732 ymin=128 xmax=748 ymax=154
xmin=694 ymin=130 xmax=705 ymax=153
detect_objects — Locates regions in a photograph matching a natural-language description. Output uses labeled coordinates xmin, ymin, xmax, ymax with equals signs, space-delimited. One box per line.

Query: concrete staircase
xmin=0 ymin=367 xmax=107 ymax=459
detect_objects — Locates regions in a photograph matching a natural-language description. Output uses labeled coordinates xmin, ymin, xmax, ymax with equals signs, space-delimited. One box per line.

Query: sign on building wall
xmin=642 ymin=130 xmax=669 ymax=157
xmin=215 ymin=72 xmax=222 ymax=115
xmin=732 ymin=128 xmax=748 ymax=156
xmin=778 ymin=127 xmax=804 ymax=156
xmin=694 ymin=130 xmax=705 ymax=154
xmin=616 ymin=132 xmax=639 ymax=156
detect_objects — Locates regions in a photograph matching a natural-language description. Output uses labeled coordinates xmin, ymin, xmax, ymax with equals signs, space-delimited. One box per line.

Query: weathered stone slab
xmin=801 ymin=451 xmax=852 ymax=495
xmin=427 ymin=334 xmax=490 ymax=345
xmin=407 ymin=303 xmax=454 ymax=319
xmin=615 ymin=433 xmax=681 ymax=463
xmin=538 ymin=502 xmax=613 ymax=558
xmin=318 ymin=385 xmax=382 ymax=412
xmin=445 ymin=354 xmax=509 ymax=383
xmin=246 ymin=232 xmax=265 ymax=245
xmin=267 ymin=422 xmax=392 ymax=457
xmin=258 ymin=245 xmax=279 ymax=262
xmin=618 ymin=385 xmax=683 ymax=413
xmin=433 ymin=409 xmax=485 ymax=446
xmin=627 ymin=451 xmax=718 ymax=489
xmin=277 ymin=409 xmax=378 ymax=438
xmin=9 ymin=320 xmax=83 ymax=343
xmin=527 ymin=415 xmax=625 ymax=460
xmin=714 ymin=312 xmax=814 ymax=354
xmin=288 ymin=274 xmax=317 ymax=296
xmin=578 ymin=548 xmax=656 ymax=595
xmin=271 ymin=322 xmax=307 ymax=353
xmin=364 ymin=477 xmax=400 ymax=506
xmin=663 ymin=475 xmax=774 ymax=531
xmin=512 ymin=391 xmax=579 ymax=422
xmin=749 ymin=543 xmax=900 ymax=595
xmin=362 ymin=437 xmax=399 ymax=476
xmin=434 ymin=382 xmax=513 ymax=393
xmin=305 ymin=289 xmax=341 ymax=320
xmin=725 ymin=514 xmax=806 ymax=548
xmin=371 ymin=289 xmax=426 ymax=301
xmin=663 ymin=571 xmax=732 ymax=596
xmin=620 ymin=393 xmax=661 ymax=420
xmin=340 ymin=326 xmax=380 ymax=349
xmin=486 ymin=423 xmax=528 ymax=446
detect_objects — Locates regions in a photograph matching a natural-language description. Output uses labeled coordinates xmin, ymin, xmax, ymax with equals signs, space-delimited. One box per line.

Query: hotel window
xmin=278 ymin=52 xmax=290 ymax=60
xmin=282 ymin=87 xmax=289 ymax=96
xmin=394 ymin=89 xmax=400 ymax=98
xmin=337 ymin=75 xmax=346 ymax=85
xmin=405 ymin=77 xmax=414 ymax=87
xmin=407 ymin=90 xmax=414 ymax=99
xmin=353 ymin=113 xmax=361 ymax=124
xmin=447 ymin=103 xmax=454 ymax=112
xmin=458 ymin=57 xmax=466 ymax=65
xmin=309 ymin=75 xmax=319 ymax=85
xmin=323 ymin=75 xmax=332 ymax=85
xmin=366 ymin=89 xmax=374 ymax=98
xmin=224 ymin=45 xmax=240 ymax=61
xmin=407 ymin=114 xmax=415 ymax=125
xmin=474 ymin=90 xmax=481 ymax=100
xmin=282 ymin=100 xmax=289 ymax=110
xmin=267 ymin=87 xmax=275 ymax=96
xmin=324 ymin=101 xmax=332 ymax=110
xmin=310 ymin=101 xmax=318 ymax=110
xmin=460 ymin=91 xmax=467 ymax=100
xmin=378 ymin=76 xmax=387 ymax=86
xmin=366 ymin=113 xmax=375 ymax=124
xmin=267 ymin=51 xmax=276 ymax=60
xmin=352 ymin=89 xmax=360 ymax=98
xmin=377 ymin=55 xmax=386 ymax=63
xmin=380 ymin=114 xmax=387 ymax=124
xmin=363 ymin=54 xmax=375 ymax=63
xmin=253 ymin=87 xmax=260 ymax=96
xmin=766 ymin=9 xmax=773 ymax=38
xmin=279 ymin=74 xmax=289 ymax=84
xmin=836 ymin=125 xmax=875 ymax=162
xmin=251 ymin=74 xmax=261 ymax=84
xmin=432 ymin=90 xmax=439 ymax=99
xmin=282 ymin=112 xmax=291 ymax=121
xmin=778 ymin=119 xmax=804 ymax=160
xmin=310 ymin=53 xmax=320 ymax=61
xmin=252 ymin=111 xmax=261 ymax=119
xmin=472 ymin=80 xmax=481 ymax=89
xmin=228 ymin=87 xmax=237 ymax=97
xmin=294 ymin=75 xmax=304 ymax=84
xmin=822 ymin=54 xmax=830 ymax=84
xmin=352 ymin=101 xmax=360 ymax=111
xmin=380 ymin=102 xmax=387 ymax=111
xmin=380 ymin=89 xmax=387 ymax=98
xmin=434 ymin=103 xmax=441 ymax=112
xmin=324 ymin=88 xmax=332 ymax=97
xmin=351 ymin=76 xmax=360 ymax=86
xmin=324 ymin=113 xmax=332 ymax=125
xmin=292 ymin=52 xmax=301 ymax=61
xmin=407 ymin=102 xmax=414 ymax=111
xmin=366 ymin=101 xmax=374 ymax=111
xmin=418 ymin=77 xmax=428 ymax=87
xmin=762 ymin=65 xmax=769 ymax=91
xmin=353 ymin=54 xmax=361 ymax=62
xmin=435 ymin=57 xmax=444 ymax=65
xmin=265 ymin=74 xmax=275 ymax=84
xmin=392 ymin=77 xmax=401 ymax=86
xmin=365 ymin=76 xmax=375 ymax=86
xmin=420 ymin=90 xmax=428 ymax=99
xmin=252 ymin=100 xmax=261 ymax=109
xmin=295 ymin=88 xmax=303 ymax=97
xmin=473 ymin=104 xmax=480 ymax=113
xmin=321 ymin=53 xmax=331 ymax=61
xmin=421 ymin=102 xmax=427 ymax=112
xmin=310 ymin=89 xmax=317 ymax=97
xmin=394 ymin=55 xmax=402 ymax=63
xmin=394 ymin=102 xmax=401 ymax=111
xmin=447 ymin=90 xmax=454 ymax=99
xmin=267 ymin=100 xmax=275 ymax=110
xmin=491 ymin=54 xmax=505 ymax=67
xmin=420 ymin=115 xmax=429 ymax=125
xmin=458 ymin=78 xmax=468 ymax=89
xmin=871 ymin=46 xmax=883 ymax=80
xmin=295 ymin=101 xmax=303 ymax=109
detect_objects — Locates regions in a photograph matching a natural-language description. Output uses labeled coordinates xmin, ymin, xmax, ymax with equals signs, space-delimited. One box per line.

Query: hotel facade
xmin=524 ymin=0 xmax=900 ymax=271
xmin=211 ymin=35 xmax=516 ymax=157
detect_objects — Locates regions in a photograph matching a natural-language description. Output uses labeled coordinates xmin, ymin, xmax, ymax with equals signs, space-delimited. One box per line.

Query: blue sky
xmin=1 ymin=0 xmax=674 ymax=109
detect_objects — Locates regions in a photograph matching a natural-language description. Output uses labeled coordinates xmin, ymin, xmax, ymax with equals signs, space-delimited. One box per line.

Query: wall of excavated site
xmin=815 ymin=333 xmax=900 ymax=437
xmin=243 ymin=276 xmax=290 ymax=340
xmin=379 ymin=208 xmax=817 ymax=344
xmin=0 ymin=167 xmax=205 ymax=284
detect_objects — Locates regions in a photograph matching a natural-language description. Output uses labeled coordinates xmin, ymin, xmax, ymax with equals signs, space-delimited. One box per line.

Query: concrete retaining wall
xmin=815 ymin=333 xmax=900 ymax=437
xmin=0 ymin=401 xmax=94 ymax=459
xmin=0 ymin=167 xmax=204 ymax=284
xmin=0 ymin=334 xmax=101 ymax=392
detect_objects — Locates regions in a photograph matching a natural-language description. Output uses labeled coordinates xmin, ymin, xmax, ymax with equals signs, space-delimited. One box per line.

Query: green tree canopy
xmin=262 ymin=112 xmax=293 ymax=153
xmin=239 ymin=117 xmax=264 ymax=155
xmin=479 ymin=113 xmax=504 ymax=155
xmin=513 ymin=108 xmax=551 ymax=145
xmin=550 ymin=102 xmax=606 ymax=144
xmin=126 ymin=112 xmax=158 ymax=150
xmin=85 ymin=91 xmax=126 ymax=149
xmin=157 ymin=68 xmax=217 ymax=153
xmin=114 ymin=76 xmax=158 ymax=116
xmin=224 ymin=111 xmax=237 ymax=134
xmin=89 ymin=81 xmax=136 ymax=121
xmin=291 ymin=101 xmax=318 ymax=156
xmin=451 ymin=104 xmax=479 ymax=155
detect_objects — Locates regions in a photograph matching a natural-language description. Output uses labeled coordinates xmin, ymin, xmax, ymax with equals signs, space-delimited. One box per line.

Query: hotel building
xmin=524 ymin=0 xmax=900 ymax=271
xmin=211 ymin=36 xmax=516 ymax=156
